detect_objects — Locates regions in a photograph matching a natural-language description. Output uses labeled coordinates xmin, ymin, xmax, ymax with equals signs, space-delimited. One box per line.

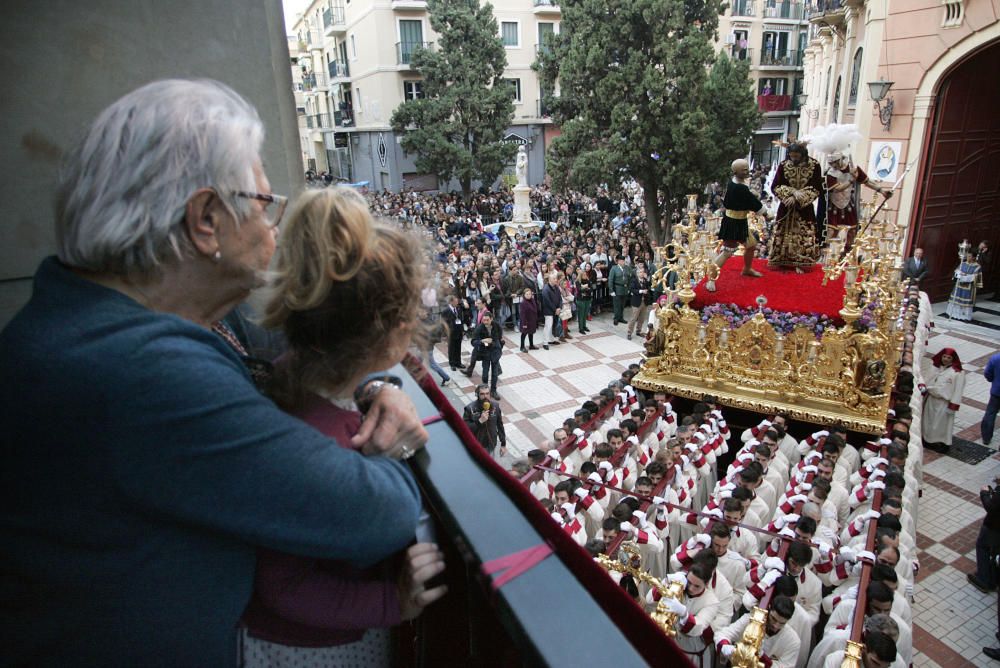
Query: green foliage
xmin=536 ymin=0 xmax=760 ymax=243
xmin=390 ymin=0 xmax=517 ymax=200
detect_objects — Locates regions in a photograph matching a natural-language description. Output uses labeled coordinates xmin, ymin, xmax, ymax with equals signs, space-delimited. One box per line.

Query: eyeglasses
xmin=236 ymin=191 xmax=288 ymax=229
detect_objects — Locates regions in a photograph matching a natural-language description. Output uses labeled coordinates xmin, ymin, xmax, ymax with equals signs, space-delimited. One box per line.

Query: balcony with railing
xmin=390 ymin=0 xmax=427 ymax=9
xmin=759 ymin=49 xmax=803 ymax=67
xmin=396 ymin=41 xmax=433 ymax=66
xmin=762 ymin=1 xmax=806 ymax=20
xmin=730 ymin=46 xmax=753 ymax=62
xmin=536 ymin=98 xmax=551 ymax=118
xmin=730 ymin=0 xmax=755 ymax=16
xmin=334 ymin=108 xmax=354 ymax=127
xmin=758 ymin=94 xmax=792 ymax=112
xmin=304 ymin=113 xmax=332 ymax=130
xmin=806 ymin=0 xmax=845 ymax=20
xmin=322 ymin=4 xmax=346 ymax=35
xmin=301 ymin=72 xmax=317 ymax=91
xmin=533 ymin=0 xmax=560 ymax=13
xmin=328 ymin=59 xmax=350 ymax=81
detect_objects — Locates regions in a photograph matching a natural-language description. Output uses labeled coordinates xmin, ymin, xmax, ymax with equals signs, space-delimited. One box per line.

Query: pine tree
xmin=537 ymin=0 xmax=761 ymax=244
xmin=390 ymin=0 xmax=516 ymax=201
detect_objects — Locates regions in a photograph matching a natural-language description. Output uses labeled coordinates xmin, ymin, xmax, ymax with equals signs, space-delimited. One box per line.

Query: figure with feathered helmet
xmin=768 ymin=137 xmax=824 ymax=273
xmin=806 ymin=123 xmax=892 ymax=254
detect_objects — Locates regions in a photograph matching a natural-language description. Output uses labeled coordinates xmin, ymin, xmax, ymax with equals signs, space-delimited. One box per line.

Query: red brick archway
xmin=912 ymin=40 xmax=1000 ymax=302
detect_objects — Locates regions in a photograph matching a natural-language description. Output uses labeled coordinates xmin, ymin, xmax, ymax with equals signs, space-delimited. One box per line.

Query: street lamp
xmin=868 ymin=79 xmax=894 ymax=131
xmin=797 ymin=93 xmax=819 ymax=119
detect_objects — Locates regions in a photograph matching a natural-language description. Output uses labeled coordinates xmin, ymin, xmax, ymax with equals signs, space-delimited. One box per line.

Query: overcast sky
xmin=282 ymin=0 xmax=311 ymax=33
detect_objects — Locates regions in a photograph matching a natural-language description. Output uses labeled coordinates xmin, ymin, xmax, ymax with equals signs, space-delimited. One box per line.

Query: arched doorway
xmin=912 ymin=40 xmax=1000 ymax=302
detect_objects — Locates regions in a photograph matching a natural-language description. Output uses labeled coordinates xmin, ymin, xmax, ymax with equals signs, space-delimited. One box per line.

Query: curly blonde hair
xmin=261 ymin=187 xmax=426 ymax=409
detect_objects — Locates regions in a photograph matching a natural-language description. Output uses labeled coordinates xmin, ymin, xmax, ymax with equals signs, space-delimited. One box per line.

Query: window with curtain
xmin=399 ymin=20 xmax=423 ymax=64
xmin=501 ymin=21 xmax=519 ymax=47
xmin=537 ymin=22 xmax=554 ymax=53
xmin=504 ymin=78 xmax=522 ymax=102
xmin=848 ymin=47 xmax=863 ymax=105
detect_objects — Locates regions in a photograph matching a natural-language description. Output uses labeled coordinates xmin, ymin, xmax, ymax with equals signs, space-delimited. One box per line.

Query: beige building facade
xmin=717 ymin=0 xmax=812 ymax=165
xmin=289 ymin=0 xmax=561 ymax=190
xmin=798 ymin=0 xmax=1000 ymax=300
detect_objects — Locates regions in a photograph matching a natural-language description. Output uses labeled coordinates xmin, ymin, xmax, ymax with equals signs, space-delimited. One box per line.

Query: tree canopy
xmin=536 ymin=0 xmax=761 ymax=244
xmin=390 ymin=0 xmax=516 ymax=201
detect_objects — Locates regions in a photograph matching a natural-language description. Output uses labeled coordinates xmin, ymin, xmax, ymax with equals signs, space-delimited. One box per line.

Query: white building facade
xmin=289 ymin=0 xmax=561 ymax=191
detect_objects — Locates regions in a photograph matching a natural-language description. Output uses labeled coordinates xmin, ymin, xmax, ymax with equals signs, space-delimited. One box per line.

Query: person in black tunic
xmin=707 ymin=159 xmax=772 ymax=292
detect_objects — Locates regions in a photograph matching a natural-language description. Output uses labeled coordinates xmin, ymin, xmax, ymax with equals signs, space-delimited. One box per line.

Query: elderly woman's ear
xmin=184 ymin=188 xmax=225 ymax=259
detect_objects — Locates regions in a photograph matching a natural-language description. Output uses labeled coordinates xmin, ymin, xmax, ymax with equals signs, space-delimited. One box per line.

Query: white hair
xmin=55 ymin=79 xmax=265 ymax=275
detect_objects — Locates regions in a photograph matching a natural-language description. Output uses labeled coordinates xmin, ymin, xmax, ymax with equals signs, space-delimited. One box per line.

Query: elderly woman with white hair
xmin=0 ymin=79 xmax=427 ymax=666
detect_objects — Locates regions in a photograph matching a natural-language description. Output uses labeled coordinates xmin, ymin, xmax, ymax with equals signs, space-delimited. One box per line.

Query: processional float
xmin=605 ymin=191 xmax=905 ymax=667
xmin=633 ymin=192 xmax=905 ymax=436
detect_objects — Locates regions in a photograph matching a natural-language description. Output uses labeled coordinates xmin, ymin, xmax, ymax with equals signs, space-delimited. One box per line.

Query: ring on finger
xmin=401 ymin=444 xmax=415 ymax=459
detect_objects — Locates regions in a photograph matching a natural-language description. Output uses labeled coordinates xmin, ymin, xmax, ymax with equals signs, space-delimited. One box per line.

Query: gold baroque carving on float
xmin=638 ymin=194 xmax=905 ymax=435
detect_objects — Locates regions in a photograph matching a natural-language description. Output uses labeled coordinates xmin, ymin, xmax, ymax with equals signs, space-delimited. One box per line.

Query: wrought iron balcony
xmin=730 ymin=46 xmax=753 ymax=62
xmin=322 ymin=4 xmax=346 ymax=35
xmin=533 ymin=0 xmax=560 ymax=12
xmin=759 ymin=49 xmax=803 ymax=67
xmin=762 ymin=1 xmax=805 ymax=20
xmin=396 ymin=41 xmax=433 ymax=66
xmin=327 ymin=60 xmax=350 ymax=80
xmin=730 ymin=0 xmax=755 ymax=16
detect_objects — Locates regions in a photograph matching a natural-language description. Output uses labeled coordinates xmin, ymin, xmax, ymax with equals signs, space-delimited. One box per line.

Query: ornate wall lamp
xmin=868 ymin=79 xmax=895 ymax=131
xmin=796 ymin=93 xmax=819 ymax=119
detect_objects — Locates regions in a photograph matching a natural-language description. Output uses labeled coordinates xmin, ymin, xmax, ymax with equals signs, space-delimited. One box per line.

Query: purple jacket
xmin=241 ymin=396 xmax=402 ymax=647
xmin=519 ymin=296 xmax=540 ymax=333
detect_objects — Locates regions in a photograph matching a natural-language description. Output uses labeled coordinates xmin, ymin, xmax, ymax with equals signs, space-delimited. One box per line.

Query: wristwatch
xmin=354 ymin=374 xmax=404 ymax=413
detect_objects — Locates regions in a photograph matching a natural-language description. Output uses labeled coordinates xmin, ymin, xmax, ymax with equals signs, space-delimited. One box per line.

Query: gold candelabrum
xmin=638 ymin=193 xmax=905 ymax=434
xmin=732 ymin=606 xmax=769 ymax=668
xmin=651 ymin=194 xmax=723 ymax=307
xmin=594 ymin=542 xmax=686 ymax=637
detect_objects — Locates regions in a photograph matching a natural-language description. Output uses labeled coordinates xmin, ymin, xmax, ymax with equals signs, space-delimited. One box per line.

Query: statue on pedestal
xmin=515 ymin=145 xmax=528 ymax=187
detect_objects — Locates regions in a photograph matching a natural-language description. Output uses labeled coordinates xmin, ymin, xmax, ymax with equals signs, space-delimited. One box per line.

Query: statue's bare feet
xmin=795 ymin=267 xmax=804 ymax=274
xmin=742 ymin=269 xmax=763 ymax=278
xmin=706 ymin=280 xmax=717 ymax=293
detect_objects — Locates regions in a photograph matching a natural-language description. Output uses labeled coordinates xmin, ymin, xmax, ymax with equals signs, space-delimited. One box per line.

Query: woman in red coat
xmin=518 ymin=287 xmax=540 ymax=352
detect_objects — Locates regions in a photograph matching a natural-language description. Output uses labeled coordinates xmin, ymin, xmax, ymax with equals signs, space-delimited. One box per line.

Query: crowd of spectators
xmin=509 ymin=282 xmax=929 ymax=667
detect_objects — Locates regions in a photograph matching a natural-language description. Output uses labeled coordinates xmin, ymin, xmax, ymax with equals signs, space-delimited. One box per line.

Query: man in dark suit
xmin=441 ymin=293 xmax=467 ymax=371
xmin=902 ymin=247 xmax=929 ymax=284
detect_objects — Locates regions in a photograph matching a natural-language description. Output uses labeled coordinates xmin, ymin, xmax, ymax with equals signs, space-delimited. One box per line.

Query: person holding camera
xmin=968 ymin=475 xmax=1000 ymax=594
xmin=463 ymin=384 xmax=507 ymax=457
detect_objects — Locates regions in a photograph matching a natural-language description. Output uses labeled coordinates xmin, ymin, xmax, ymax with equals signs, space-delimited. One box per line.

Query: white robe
xmin=922 ymin=365 xmax=965 ymax=445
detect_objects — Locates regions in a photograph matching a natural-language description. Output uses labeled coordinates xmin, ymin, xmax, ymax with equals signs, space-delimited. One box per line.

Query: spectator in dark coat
xmin=519 ymin=287 xmax=540 ymax=352
xmin=540 ymin=272 xmax=563 ymax=351
xmin=968 ymin=475 xmax=1000 ymax=593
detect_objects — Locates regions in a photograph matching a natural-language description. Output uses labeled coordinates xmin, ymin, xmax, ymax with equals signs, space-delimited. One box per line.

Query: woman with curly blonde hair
xmin=242 ymin=187 xmax=447 ymax=666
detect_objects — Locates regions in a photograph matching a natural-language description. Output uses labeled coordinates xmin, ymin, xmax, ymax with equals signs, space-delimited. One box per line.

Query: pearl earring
xmin=213 ymin=251 xmax=222 ymax=262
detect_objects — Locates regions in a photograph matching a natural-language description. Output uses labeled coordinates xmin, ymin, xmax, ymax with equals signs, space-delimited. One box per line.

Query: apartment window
xmin=505 ymin=78 xmax=522 ymax=102
xmin=350 ymin=34 xmax=357 ymax=59
xmin=824 ymin=66 xmax=832 ymax=104
xmin=832 ymin=75 xmax=842 ymax=113
xmin=398 ymin=19 xmax=424 ymax=64
xmin=403 ymin=80 xmax=425 ymax=100
xmin=537 ymin=21 xmax=554 ymax=53
xmin=848 ymin=47 xmax=863 ymax=105
xmin=501 ymin=21 xmax=520 ymax=48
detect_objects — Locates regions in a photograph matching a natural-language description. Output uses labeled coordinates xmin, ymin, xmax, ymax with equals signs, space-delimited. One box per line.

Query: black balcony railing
xmin=328 ymin=60 xmax=350 ymax=79
xmin=762 ymin=2 xmax=805 ymax=19
xmin=322 ymin=4 xmax=345 ymax=30
xmin=731 ymin=0 xmax=755 ymax=16
xmin=333 ymin=109 xmax=354 ymax=127
xmin=396 ymin=41 xmax=433 ymax=66
xmin=806 ymin=0 xmax=844 ymax=19
xmin=304 ymin=113 xmax=331 ymax=129
xmin=759 ymin=49 xmax=803 ymax=67
xmin=730 ymin=46 xmax=753 ymax=62
xmin=301 ymin=72 xmax=317 ymax=90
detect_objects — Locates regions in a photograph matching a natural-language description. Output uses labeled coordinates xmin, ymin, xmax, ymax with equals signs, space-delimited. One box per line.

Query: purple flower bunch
xmin=699 ymin=303 xmax=872 ymax=340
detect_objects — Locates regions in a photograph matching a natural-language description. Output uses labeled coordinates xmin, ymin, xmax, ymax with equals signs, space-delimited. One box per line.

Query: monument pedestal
xmin=512 ymin=185 xmax=532 ymax=223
